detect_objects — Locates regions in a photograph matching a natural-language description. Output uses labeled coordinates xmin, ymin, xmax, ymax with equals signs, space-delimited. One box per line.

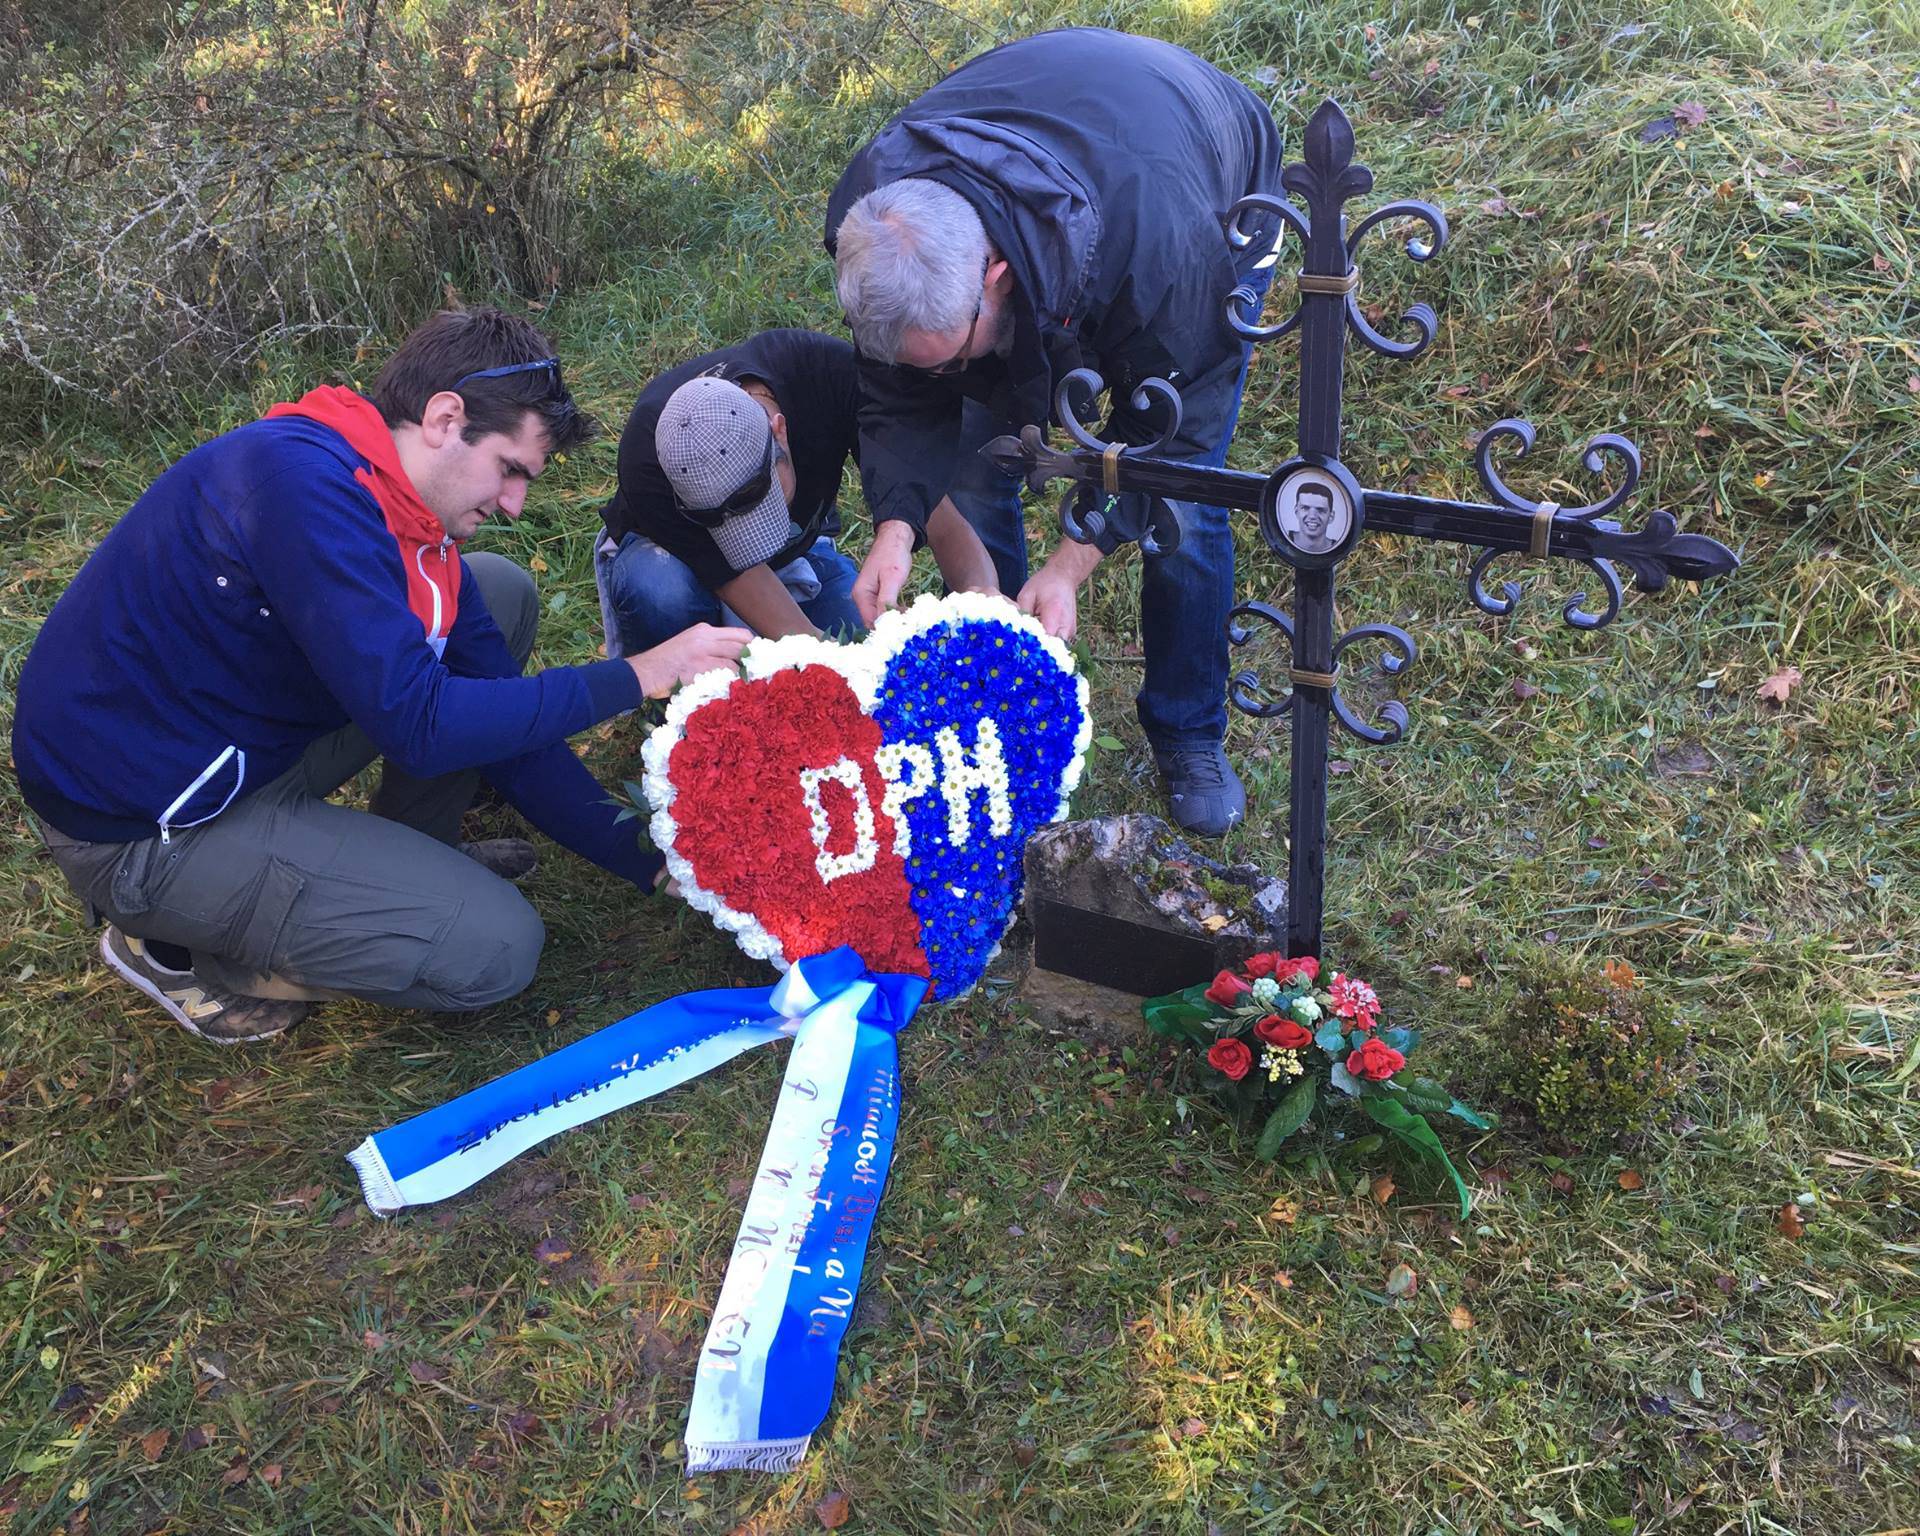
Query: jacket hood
xmin=849 ymin=116 xmax=1102 ymax=331
xmin=265 ymin=386 xmax=448 ymax=547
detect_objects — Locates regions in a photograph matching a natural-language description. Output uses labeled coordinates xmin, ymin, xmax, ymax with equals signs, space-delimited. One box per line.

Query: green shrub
xmin=1493 ymin=959 xmax=1691 ymax=1142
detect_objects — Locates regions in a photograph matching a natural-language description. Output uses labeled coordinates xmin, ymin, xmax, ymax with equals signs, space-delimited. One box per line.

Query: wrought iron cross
xmin=988 ymin=99 xmax=1740 ymax=960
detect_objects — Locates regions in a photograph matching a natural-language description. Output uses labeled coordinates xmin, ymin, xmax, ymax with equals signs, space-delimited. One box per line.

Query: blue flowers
xmin=872 ymin=614 xmax=1086 ymax=997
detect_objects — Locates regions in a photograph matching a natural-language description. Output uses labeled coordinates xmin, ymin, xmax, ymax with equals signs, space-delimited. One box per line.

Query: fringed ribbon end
xmin=346 ymin=1137 xmax=404 ymax=1218
xmin=685 ymin=1436 xmax=812 ymax=1474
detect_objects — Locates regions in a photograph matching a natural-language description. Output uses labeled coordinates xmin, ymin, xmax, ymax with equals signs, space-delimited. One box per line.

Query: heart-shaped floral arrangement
xmin=642 ymin=593 xmax=1091 ymax=998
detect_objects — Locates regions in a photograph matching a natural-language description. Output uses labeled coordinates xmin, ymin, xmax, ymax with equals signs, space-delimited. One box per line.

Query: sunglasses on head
xmin=673 ymin=430 xmax=778 ymax=528
xmin=452 ymin=356 xmax=564 ymax=391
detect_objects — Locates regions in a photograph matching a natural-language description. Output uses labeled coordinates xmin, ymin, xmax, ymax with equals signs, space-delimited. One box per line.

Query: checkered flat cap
xmin=655 ymin=375 xmax=795 ymax=571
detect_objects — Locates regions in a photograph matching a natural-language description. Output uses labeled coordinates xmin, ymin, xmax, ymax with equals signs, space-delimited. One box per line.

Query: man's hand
xmin=1016 ymin=569 xmax=1080 ymax=642
xmin=1016 ymin=539 xmax=1103 ymax=642
xmin=627 ymin=623 xmax=752 ymax=699
xmin=852 ymin=520 xmax=916 ymax=626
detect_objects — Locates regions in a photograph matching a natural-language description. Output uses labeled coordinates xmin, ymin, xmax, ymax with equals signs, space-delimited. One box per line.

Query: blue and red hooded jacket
xmin=13 ymin=388 xmax=660 ymax=887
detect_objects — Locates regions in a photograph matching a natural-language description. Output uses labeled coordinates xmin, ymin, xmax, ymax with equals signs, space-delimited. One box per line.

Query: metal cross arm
xmin=982 ymin=413 xmax=1741 ymax=631
xmin=981 ymin=97 xmax=1741 ymax=960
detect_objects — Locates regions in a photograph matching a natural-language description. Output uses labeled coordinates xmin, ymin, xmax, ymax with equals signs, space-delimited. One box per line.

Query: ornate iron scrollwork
xmin=1226 ymin=600 xmax=1298 ymax=719
xmin=1343 ymin=200 xmax=1448 ymax=359
xmin=1464 ymin=417 xmax=1647 ymax=631
xmin=1223 ymin=192 xmax=1311 ymax=341
xmin=1228 ymin=603 xmax=1417 ymax=744
xmin=1052 ymin=368 xmax=1185 ymax=554
xmin=1329 ymin=623 xmax=1416 ymax=743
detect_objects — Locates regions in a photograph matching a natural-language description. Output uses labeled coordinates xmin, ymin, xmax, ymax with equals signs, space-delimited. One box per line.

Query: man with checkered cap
xmin=597 ymin=330 xmax=997 ymax=650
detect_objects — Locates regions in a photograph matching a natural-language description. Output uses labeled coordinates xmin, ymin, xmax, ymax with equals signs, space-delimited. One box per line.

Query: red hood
xmin=266 ymin=386 xmax=448 ymax=547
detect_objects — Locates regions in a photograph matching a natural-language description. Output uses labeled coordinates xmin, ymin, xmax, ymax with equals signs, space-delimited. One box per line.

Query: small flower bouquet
xmin=1144 ymin=954 xmax=1492 ymax=1214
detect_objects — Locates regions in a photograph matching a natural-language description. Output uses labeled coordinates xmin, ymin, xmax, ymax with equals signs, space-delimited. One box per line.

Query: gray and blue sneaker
xmin=98 ymin=926 xmax=308 ymax=1044
xmin=1154 ymin=743 xmax=1246 ymax=838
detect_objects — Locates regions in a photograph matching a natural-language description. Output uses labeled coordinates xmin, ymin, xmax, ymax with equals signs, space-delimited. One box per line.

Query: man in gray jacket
xmin=825 ymin=27 xmax=1282 ymax=837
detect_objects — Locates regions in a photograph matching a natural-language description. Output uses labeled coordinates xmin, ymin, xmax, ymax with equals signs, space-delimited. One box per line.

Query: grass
xmin=2 ymin=0 xmax=1918 ymax=1531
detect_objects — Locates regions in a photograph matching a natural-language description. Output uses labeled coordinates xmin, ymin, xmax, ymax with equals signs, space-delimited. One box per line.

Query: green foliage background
xmin=2 ymin=1 xmax=1918 ymax=1532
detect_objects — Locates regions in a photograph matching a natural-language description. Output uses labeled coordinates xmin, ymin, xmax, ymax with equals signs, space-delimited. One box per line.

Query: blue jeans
xmin=599 ymin=533 xmax=863 ymax=655
xmin=947 ymin=297 xmax=1269 ymax=751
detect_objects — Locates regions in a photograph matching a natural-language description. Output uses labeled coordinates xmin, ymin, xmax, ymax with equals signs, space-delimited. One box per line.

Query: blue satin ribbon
xmin=347 ymin=947 xmax=926 ymax=1473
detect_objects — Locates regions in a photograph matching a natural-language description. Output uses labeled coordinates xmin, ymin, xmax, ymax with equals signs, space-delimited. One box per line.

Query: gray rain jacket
xmin=824 ymin=27 xmax=1283 ymax=544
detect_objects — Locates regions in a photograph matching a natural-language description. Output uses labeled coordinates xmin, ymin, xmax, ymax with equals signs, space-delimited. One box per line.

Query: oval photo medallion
xmin=1258 ymin=457 xmax=1366 ymax=570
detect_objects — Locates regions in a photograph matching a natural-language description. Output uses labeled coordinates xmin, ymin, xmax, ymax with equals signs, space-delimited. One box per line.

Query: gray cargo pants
xmin=40 ymin=553 xmax=548 ymax=1013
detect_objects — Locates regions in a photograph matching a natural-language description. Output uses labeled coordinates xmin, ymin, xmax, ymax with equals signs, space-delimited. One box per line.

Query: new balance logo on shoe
xmin=99 ymin=926 xmax=309 ymax=1044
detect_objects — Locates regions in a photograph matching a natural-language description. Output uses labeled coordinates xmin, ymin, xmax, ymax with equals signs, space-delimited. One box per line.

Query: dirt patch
xmin=471 ymin=1160 xmax=569 ymax=1236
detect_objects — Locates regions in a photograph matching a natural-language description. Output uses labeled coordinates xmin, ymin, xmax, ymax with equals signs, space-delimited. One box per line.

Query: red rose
xmin=1204 ymin=970 xmax=1252 ymax=1007
xmin=1293 ymin=956 xmax=1320 ymax=982
xmin=1347 ymin=1037 xmax=1407 ymax=1082
xmin=1254 ymin=1014 xmax=1314 ymax=1051
xmin=1244 ymin=951 xmax=1282 ymax=979
xmin=1208 ymin=1038 xmax=1254 ymax=1081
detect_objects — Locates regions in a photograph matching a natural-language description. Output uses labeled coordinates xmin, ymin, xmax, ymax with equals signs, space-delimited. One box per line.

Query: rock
xmin=1018 ymin=815 xmax=1288 ymax=1033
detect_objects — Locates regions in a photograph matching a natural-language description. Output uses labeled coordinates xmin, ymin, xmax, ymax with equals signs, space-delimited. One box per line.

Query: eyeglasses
xmin=452 ymin=357 xmax=563 ymax=391
xmin=923 ymin=257 xmax=990 ymax=377
xmin=673 ymin=431 xmax=778 ymax=528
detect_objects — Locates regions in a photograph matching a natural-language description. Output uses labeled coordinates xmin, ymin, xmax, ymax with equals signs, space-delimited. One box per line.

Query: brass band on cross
xmin=985 ymin=98 xmax=1740 ymax=960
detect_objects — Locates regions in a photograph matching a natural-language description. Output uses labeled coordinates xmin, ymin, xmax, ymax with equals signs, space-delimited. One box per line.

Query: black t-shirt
xmin=603 ymin=330 xmax=861 ymax=590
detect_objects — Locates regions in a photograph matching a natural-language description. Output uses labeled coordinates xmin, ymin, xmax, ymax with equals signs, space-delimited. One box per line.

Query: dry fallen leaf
xmin=1618 ymin=1169 xmax=1645 ymax=1191
xmin=1179 ymin=1417 xmax=1208 ymax=1439
xmin=1672 ymin=99 xmax=1708 ymax=127
xmin=1548 ymin=1170 xmax=1576 ymax=1196
xmin=1756 ymin=665 xmax=1801 ymax=705
xmin=1268 ymin=1196 xmax=1300 ymax=1226
xmin=1603 ymin=958 xmax=1639 ymax=990
xmin=181 ymin=1425 xmax=213 ymax=1453
xmin=1385 ymin=1262 xmax=1419 ymax=1298
xmin=1511 ymin=678 xmax=1541 ymax=701
xmin=1776 ymin=1202 xmax=1806 ymax=1239
xmin=259 ymin=1463 xmax=283 ymax=1488
xmin=406 ymin=1360 xmax=447 ymax=1383
xmin=139 ymin=1428 xmax=170 ymax=1462
xmin=1272 ymin=1270 xmax=1294 ymax=1290
xmin=1449 ymin=1304 xmax=1475 ymax=1331
xmin=1370 ymin=1174 xmax=1396 ymax=1205
xmin=219 ymin=1456 xmax=250 ymax=1487
xmin=1455 ymin=974 xmax=1475 ymax=990
xmin=534 ymin=1236 xmax=573 ymax=1266
xmin=815 ymin=1489 xmax=852 ymax=1529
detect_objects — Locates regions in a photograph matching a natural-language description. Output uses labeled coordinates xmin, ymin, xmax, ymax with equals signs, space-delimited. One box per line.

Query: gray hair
xmin=833 ymin=178 xmax=988 ymax=364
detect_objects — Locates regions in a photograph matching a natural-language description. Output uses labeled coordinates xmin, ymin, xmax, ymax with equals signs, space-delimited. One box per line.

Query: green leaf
xmin=1398 ymin=1078 xmax=1452 ymax=1115
xmin=1328 ymin=1061 xmax=1361 ymax=1097
xmin=1255 ymin=1075 xmax=1317 ymax=1160
xmin=1142 ymin=985 xmax=1218 ymax=1047
xmin=1445 ymin=1097 xmax=1495 ymax=1131
xmin=1361 ymin=1097 xmax=1472 ymax=1219
xmin=621 ymin=778 xmax=648 ymax=806
xmin=1094 ymin=734 xmax=1125 ymax=751
xmin=1314 ymin=1025 xmax=1348 ymax=1055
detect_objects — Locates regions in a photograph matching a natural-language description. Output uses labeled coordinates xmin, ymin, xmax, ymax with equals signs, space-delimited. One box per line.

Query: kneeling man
xmin=597 ymin=328 xmax=996 ymax=650
xmin=14 ymin=307 xmax=748 ymax=1044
